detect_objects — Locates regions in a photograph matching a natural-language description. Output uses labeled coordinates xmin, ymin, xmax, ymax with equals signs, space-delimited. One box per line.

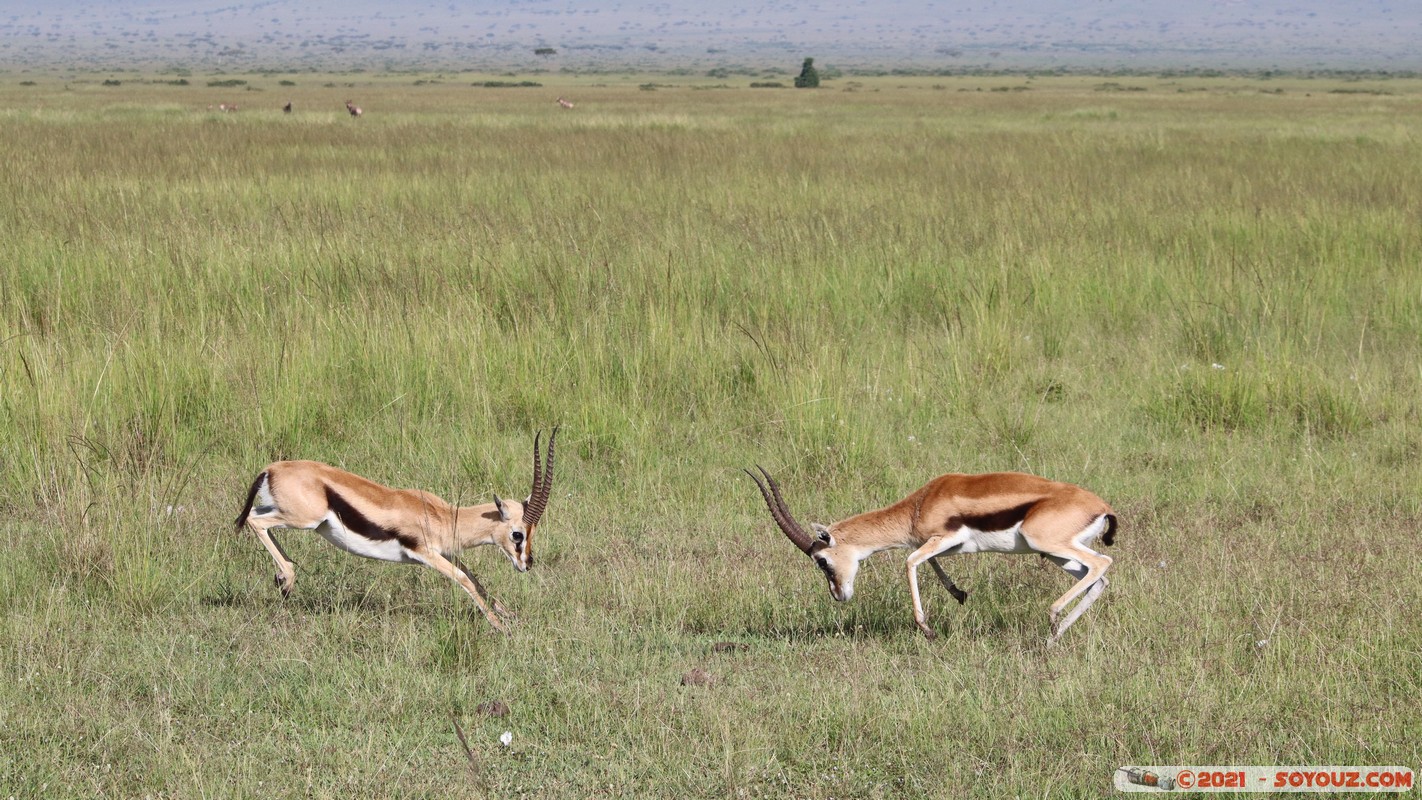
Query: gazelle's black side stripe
xmin=945 ymin=501 xmax=1036 ymax=535
xmin=324 ymin=486 xmax=421 ymax=550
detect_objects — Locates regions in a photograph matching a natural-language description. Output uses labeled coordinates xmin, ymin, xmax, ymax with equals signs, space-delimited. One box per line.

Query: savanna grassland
xmin=1 ymin=72 xmax=1420 ymax=798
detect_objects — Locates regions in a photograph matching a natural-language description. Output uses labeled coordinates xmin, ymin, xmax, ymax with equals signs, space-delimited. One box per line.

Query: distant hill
xmin=1 ymin=0 xmax=1417 ymax=73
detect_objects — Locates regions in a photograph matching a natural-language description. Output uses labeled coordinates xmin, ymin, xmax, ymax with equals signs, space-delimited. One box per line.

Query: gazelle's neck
xmin=831 ymin=492 xmax=921 ymax=554
xmin=452 ymin=503 xmax=505 ymax=549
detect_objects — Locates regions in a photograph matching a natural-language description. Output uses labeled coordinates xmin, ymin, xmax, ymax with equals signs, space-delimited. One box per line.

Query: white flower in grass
xmin=500 ymin=731 xmax=513 ymax=747
xmin=1211 ymin=363 xmax=1225 ymax=370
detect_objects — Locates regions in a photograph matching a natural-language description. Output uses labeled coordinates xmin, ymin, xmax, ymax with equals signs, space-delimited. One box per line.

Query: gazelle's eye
xmin=512 ymin=531 xmax=525 ymax=544
xmin=815 ymin=557 xmax=829 ymax=571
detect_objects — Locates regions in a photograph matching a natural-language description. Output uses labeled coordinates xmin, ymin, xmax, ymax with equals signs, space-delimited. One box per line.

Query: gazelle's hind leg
xmin=1052 ymin=571 xmax=1108 ymax=639
xmin=1040 ymin=547 xmax=1111 ymax=644
xmin=1023 ymin=511 xmax=1113 ymax=644
xmin=249 ymin=520 xmax=297 ymax=597
xmin=411 ymin=548 xmax=509 ymax=634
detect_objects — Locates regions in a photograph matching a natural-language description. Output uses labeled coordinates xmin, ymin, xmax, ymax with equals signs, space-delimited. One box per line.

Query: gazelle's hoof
xmin=492 ymin=600 xmax=517 ymax=621
xmin=917 ymin=623 xmax=938 ymax=640
xmin=1046 ymin=620 xmax=1063 ymax=648
xmin=274 ymin=573 xmax=293 ymax=598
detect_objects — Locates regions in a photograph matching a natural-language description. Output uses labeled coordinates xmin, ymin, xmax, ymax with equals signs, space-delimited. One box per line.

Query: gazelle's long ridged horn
xmin=746 ymin=465 xmax=814 ymax=555
xmin=522 ymin=427 xmax=557 ymax=527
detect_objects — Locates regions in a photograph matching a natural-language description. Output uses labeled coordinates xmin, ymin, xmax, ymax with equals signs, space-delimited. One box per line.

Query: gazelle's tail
xmin=234 ymin=471 xmax=267 ymax=531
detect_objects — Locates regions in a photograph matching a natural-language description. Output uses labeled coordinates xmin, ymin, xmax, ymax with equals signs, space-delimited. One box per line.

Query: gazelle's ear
xmin=811 ymin=523 xmax=834 ymax=546
xmin=493 ymin=493 xmax=511 ymax=522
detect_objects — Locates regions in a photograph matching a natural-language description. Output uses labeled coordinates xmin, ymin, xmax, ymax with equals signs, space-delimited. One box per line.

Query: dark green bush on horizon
xmin=794 ymin=57 xmax=820 ymax=88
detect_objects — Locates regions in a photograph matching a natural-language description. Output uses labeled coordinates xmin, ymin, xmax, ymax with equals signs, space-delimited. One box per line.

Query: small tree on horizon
xmin=794 ymin=57 xmax=820 ymax=88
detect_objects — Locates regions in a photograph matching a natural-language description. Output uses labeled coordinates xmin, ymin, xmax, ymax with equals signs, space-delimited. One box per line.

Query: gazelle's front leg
xmin=928 ymin=557 xmax=968 ymax=605
xmin=905 ymin=534 xmax=969 ymax=639
xmin=250 ymin=522 xmax=297 ymax=597
xmin=414 ymin=549 xmax=509 ymax=633
xmin=454 ymin=559 xmax=515 ymax=621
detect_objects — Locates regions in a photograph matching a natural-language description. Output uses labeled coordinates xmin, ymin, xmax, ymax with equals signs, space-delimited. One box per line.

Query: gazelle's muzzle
xmin=503 ymin=545 xmax=531 ymax=573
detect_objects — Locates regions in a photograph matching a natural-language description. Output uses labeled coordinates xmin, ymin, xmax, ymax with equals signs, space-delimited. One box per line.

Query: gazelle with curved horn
xmin=746 ymin=466 xmax=1116 ymax=643
xmin=235 ymin=428 xmax=558 ymax=632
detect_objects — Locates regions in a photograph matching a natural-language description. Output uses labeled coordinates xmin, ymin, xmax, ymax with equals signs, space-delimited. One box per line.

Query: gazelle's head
xmin=492 ymin=428 xmax=557 ymax=572
xmin=746 ymin=466 xmax=863 ymax=602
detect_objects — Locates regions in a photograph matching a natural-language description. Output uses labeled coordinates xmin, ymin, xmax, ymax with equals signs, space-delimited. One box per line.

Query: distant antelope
xmin=283 ymin=101 xmax=293 ymax=113
xmin=557 ymin=97 xmax=575 ymax=109
xmin=235 ymin=429 xmax=558 ymax=632
xmin=747 ymin=466 xmax=1117 ymax=643
xmin=345 ymin=100 xmax=363 ymax=117
xmin=218 ymin=102 xmax=237 ymax=113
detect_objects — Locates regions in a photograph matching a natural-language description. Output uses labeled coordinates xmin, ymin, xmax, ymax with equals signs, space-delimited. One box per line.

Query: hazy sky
xmin=2 ymin=1 xmax=1417 ymax=71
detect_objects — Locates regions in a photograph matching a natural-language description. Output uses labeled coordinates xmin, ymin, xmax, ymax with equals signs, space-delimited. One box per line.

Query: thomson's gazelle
xmin=235 ymin=429 xmax=557 ymax=632
xmin=747 ymin=466 xmax=1117 ymax=642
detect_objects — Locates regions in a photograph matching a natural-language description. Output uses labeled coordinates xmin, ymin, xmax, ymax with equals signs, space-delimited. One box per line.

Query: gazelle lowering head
xmin=746 ymin=465 xmax=1117 ymax=643
xmin=235 ymin=428 xmax=557 ymax=632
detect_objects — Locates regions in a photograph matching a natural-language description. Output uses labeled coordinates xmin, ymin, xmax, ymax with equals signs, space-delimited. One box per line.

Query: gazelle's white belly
xmin=313 ymin=514 xmax=420 ymax=564
xmin=956 ymin=524 xmax=1036 ymax=554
